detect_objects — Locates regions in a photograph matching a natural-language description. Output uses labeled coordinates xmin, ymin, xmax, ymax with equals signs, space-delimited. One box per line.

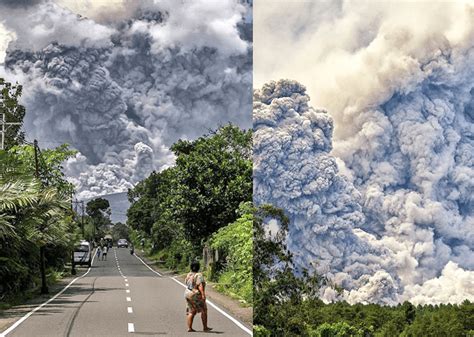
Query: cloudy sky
xmin=254 ymin=0 xmax=473 ymax=305
xmin=0 ymin=0 xmax=252 ymax=200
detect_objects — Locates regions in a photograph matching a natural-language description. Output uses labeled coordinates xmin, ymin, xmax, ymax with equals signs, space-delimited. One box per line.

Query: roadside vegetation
xmin=253 ymin=204 xmax=474 ymax=336
xmin=0 ymin=79 xmax=81 ymax=308
xmin=126 ymin=125 xmax=252 ymax=305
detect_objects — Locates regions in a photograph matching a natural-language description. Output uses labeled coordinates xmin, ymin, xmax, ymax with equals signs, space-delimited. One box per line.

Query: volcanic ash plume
xmin=254 ymin=79 xmax=474 ymax=305
xmin=0 ymin=0 xmax=252 ymax=199
xmin=253 ymin=80 xmax=400 ymax=305
xmin=335 ymin=48 xmax=474 ymax=304
xmin=253 ymin=0 xmax=474 ymax=305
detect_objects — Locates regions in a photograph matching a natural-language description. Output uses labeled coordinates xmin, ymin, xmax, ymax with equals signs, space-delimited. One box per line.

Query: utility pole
xmin=72 ymin=200 xmax=86 ymax=238
xmin=34 ymin=140 xmax=49 ymax=294
xmin=81 ymin=201 xmax=85 ymax=238
xmin=0 ymin=113 xmax=22 ymax=150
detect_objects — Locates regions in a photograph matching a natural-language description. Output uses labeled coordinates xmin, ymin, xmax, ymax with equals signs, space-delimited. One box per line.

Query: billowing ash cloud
xmin=0 ymin=22 xmax=15 ymax=63
xmin=254 ymin=0 xmax=473 ymax=305
xmin=254 ymin=79 xmax=474 ymax=305
xmin=0 ymin=0 xmax=251 ymax=199
xmin=336 ymin=46 xmax=474 ymax=304
xmin=254 ymin=80 xmax=400 ymax=305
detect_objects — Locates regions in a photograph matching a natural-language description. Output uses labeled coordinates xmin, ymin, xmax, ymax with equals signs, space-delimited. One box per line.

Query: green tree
xmin=253 ymin=204 xmax=321 ymax=335
xmin=310 ymin=322 xmax=364 ymax=337
xmin=402 ymin=309 xmax=464 ymax=337
xmin=127 ymin=125 xmax=252 ymax=269
xmin=402 ymin=301 xmax=416 ymax=324
xmin=0 ymin=78 xmax=25 ymax=150
xmin=210 ymin=202 xmax=253 ymax=303
xmin=172 ymin=125 xmax=252 ymax=247
xmin=112 ymin=222 xmax=130 ymax=241
xmin=0 ymin=144 xmax=77 ymax=297
xmin=86 ymin=197 xmax=111 ymax=238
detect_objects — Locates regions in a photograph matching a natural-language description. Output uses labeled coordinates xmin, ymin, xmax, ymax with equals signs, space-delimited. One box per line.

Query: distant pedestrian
xmin=102 ymin=245 xmax=108 ymax=261
xmin=96 ymin=246 xmax=102 ymax=259
xmin=184 ymin=261 xmax=212 ymax=332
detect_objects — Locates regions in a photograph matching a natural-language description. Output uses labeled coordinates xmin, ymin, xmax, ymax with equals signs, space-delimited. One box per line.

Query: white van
xmin=73 ymin=241 xmax=92 ymax=267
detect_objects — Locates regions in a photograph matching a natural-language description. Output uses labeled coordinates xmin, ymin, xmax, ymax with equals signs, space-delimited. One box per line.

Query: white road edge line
xmin=126 ymin=297 xmax=131 ymax=302
xmin=127 ymin=307 xmax=133 ymax=314
xmin=126 ymin=289 xmax=130 ymax=293
xmin=133 ymin=254 xmax=162 ymax=276
xmin=0 ymin=248 xmax=98 ymax=337
xmin=128 ymin=323 xmax=135 ymax=333
xmin=170 ymin=277 xmax=253 ymax=336
xmin=133 ymin=253 xmax=252 ymax=336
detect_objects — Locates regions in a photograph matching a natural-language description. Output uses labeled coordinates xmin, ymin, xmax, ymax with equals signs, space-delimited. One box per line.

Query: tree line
xmin=126 ymin=125 xmax=253 ymax=304
xmin=253 ymin=204 xmax=474 ymax=336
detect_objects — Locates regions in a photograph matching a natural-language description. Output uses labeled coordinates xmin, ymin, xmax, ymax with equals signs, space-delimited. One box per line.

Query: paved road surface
xmin=2 ymin=248 xmax=250 ymax=337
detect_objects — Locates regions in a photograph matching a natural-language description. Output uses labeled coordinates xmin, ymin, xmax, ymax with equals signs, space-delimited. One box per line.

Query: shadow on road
xmin=0 ymin=282 xmax=123 ymax=320
xmin=133 ymin=332 xmax=167 ymax=335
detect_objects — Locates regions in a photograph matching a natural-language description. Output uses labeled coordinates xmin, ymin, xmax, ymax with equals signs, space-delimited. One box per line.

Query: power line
xmin=72 ymin=200 xmax=85 ymax=238
xmin=34 ymin=139 xmax=49 ymax=295
xmin=25 ymin=136 xmax=116 ymax=147
xmin=0 ymin=113 xmax=22 ymax=150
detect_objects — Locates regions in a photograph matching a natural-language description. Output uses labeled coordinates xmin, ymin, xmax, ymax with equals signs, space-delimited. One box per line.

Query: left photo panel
xmin=0 ymin=1 xmax=253 ymax=336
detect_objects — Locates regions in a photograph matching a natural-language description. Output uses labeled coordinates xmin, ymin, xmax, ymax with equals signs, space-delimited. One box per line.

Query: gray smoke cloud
xmin=254 ymin=0 xmax=473 ymax=306
xmin=254 ymin=80 xmax=400 ymax=305
xmin=254 ymin=78 xmax=474 ymax=305
xmin=337 ymin=46 xmax=474 ymax=304
xmin=0 ymin=0 xmax=252 ymax=199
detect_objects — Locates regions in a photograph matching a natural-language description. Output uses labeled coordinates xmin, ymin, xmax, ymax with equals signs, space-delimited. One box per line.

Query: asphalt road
xmin=3 ymin=248 xmax=250 ymax=337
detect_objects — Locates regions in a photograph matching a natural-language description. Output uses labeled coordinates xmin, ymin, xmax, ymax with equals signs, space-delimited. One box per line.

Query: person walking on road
xmin=96 ymin=246 xmax=102 ymax=260
xmin=102 ymin=245 xmax=108 ymax=261
xmin=184 ymin=261 xmax=212 ymax=333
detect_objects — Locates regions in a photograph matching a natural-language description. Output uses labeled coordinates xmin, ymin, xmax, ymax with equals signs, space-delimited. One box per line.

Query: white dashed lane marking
xmin=115 ymin=248 xmax=136 ymax=334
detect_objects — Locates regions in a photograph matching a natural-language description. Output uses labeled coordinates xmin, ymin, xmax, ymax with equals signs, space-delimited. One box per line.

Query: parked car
xmin=73 ymin=240 xmax=92 ymax=267
xmin=117 ymin=239 xmax=128 ymax=248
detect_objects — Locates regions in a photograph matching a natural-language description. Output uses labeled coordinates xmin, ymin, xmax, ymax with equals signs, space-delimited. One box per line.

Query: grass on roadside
xmin=141 ymin=250 xmax=252 ymax=307
xmin=0 ymin=267 xmax=71 ymax=313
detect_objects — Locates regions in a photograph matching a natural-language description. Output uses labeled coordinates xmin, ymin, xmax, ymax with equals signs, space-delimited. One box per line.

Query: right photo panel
xmin=253 ymin=1 xmax=474 ymax=336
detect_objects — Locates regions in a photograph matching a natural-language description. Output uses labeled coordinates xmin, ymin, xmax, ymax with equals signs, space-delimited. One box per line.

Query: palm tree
xmin=0 ymin=174 xmax=73 ymax=294
xmin=0 ymin=178 xmax=38 ymax=240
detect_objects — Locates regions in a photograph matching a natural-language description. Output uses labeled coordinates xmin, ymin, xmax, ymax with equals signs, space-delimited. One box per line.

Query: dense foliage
xmin=127 ymin=125 xmax=252 ymax=302
xmin=253 ymin=204 xmax=474 ymax=336
xmin=0 ymin=78 xmax=25 ymax=150
xmin=111 ymin=222 xmax=130 ymax=241
xmin=171 ymin=125 xmax=252 ymax=246
xmin=84 ymin=197 xmax=112 ymax=241
xmin=254 ymin=299 xmax=474 ymax=337
xmin=0 ymin=78 xmax=80 ymax=303
xmin=0 ymin=145 xmax=78 ymax=300
xmin=210 ymin=202 xmax=253 ymax=304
